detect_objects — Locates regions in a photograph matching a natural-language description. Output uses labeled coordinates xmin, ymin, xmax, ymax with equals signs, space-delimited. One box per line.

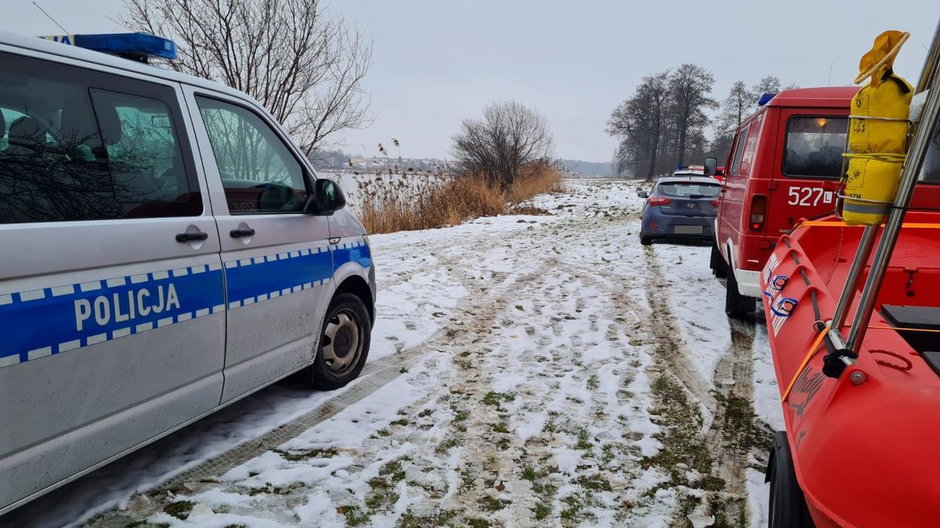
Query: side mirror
xmin=704 ymin=157 xmax=718 ymax=176
xmin=637 ymin=190 xmax=649 ymax=198
xmin=307 ymin=178 xmax=346 ymax=215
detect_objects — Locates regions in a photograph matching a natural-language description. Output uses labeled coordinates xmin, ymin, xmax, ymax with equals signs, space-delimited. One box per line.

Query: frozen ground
xmin=3 ymin=180 xmax=783 ymax=528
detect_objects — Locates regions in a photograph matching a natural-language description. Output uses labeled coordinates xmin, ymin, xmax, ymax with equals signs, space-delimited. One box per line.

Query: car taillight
xmin=648 ymin=196 xmax=672 ymax=207
xmin=710 ymin=199 xmax=720 ymax=207
xmin=749 ymin=194 xmax=768 ymax=231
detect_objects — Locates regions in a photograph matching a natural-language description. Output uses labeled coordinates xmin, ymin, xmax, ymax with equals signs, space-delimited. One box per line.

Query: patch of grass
xmin=708 ymin=495 xmax=749 ymax=528
xmin=576 ymin=473 xmax=612 ymax=492
xmin=575 ymin=428 xmax=593 ymax=450
xmin=223 ymin=524 xmax=247 ymax=528
xmin=491 ymin=421 xmax=510 ymax=434
xmin=532 ymin=502 xmax=552 ymax=520
xmin=390 ymin=418 xmax=409 ymax=427
xmin=276 ymin=447 xmax=338 ymax=461
xmin=395 ymin=509 xmax=458 ymax=528
xmin=479 ymin=495 xmax=510 ymax=512
xmin=436 ymin=435 xmax=460 ymax=454
xmin=379 ymin=458 xmax=408 ymax=483
xmin=642 ymin=375 xmax=713 ymax=487
xmin=163 ymin=501 xmax=194 ymax=520
xmin=338 ymin=505 xmax=370 ymax=526
xmin=586 ymin=374 xmax=599 ymax=390
xmin=467 ymin=518 xmax=492 ymax=528
xmin=365 ymin=476 xmax=400 ymax=511
xmin=481 ymin=391 xmax=516 ymax=407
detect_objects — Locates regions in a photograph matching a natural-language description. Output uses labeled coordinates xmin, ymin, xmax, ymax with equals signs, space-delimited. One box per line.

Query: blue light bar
xmin=757 ymin=92 xmax=777 ymax=106
xmin=40 ymin=32 xmax=177 ymax=60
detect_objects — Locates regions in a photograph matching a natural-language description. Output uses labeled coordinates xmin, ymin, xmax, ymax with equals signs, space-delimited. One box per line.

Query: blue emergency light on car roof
xmin=40 ymin=32 xmax=177 ymax=61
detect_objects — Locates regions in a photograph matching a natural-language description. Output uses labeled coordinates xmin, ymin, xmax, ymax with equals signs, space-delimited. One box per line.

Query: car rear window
xmin=657 ymin=182 xmax=721 ymax=198
xmin=782 ymin=116 xmax=848 ymax=179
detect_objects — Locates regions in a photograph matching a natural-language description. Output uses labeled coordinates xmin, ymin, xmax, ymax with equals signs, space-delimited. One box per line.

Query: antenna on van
xmin=32 ymin=1 xmax=70 ymax=34
xmin=828 ymin=61 xmax=834 ymax=86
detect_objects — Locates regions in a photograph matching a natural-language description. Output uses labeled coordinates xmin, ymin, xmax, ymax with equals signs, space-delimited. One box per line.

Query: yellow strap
xmin=797 ymin=221 xmax=940 ymax=229
xmin=782 ymin=326 xmax=830 ymax=402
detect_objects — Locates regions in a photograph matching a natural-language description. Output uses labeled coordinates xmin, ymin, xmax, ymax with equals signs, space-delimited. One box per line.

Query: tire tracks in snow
xmin=642 ymin=245 xmax=759 ymax=526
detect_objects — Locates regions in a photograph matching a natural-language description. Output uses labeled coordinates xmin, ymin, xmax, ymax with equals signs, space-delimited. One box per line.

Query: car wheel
xmin=309 ymin=293 xmax=371 ymax=390
xmin=768 ymin=431 xmax=815 ymax=528
xmin=710 ymin=240 xmax=728 ymax=278
xmin=725 ymin=269 xmax=754 ymax=319
xmin=640 ymin=235 xmax=653 ymax=246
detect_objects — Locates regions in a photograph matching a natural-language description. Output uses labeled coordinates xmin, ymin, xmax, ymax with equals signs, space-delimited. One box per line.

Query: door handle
xmin=176 ymin=231 xmax=209 ymax=243
xmin=230 ymin=228 xmax=256 ymax=238
xmin=329 ymin=237 xmax=341 ymax=245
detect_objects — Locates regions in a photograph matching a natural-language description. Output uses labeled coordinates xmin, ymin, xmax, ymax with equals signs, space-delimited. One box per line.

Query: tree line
xmin=606 ymin=67 xmax=792 ymax=180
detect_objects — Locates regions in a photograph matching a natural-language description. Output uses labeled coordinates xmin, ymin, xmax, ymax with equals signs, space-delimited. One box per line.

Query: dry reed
xmin=357 ymin=163 xmax=565 ymax=234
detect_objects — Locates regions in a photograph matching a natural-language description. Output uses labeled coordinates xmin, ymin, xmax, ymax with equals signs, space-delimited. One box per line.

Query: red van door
xmin=766 ymin=111 xmax=849 ymax=237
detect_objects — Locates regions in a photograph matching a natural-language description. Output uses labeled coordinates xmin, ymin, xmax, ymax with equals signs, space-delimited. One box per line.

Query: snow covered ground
xmin=4 ymin=180 xmax=783 ymax=528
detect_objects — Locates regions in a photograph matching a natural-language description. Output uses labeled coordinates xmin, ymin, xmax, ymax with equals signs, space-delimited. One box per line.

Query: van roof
xmin=0 ymin=29 xmax=253 ymax=104
xmin=765 ymin=86 xmax=860 ymax=108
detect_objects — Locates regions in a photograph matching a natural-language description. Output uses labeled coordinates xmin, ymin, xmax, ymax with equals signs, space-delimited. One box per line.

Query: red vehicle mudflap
xmin=760 ymin=215 xmax=940 ymax=528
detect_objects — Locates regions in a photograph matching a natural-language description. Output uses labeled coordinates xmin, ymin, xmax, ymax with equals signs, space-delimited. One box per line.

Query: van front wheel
xmin=309 ymin=293 xmax=371 ymax=390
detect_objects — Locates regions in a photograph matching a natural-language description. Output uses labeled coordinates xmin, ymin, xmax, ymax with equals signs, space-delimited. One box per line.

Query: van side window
xmin=89 ymin=89 xmax=191 ymax=206
xmin=729 ymin=125 xmax=750 ymax=176
xmin=782 ymin=116 xmax=848 ymax=179
xmin=0 ymin=52 xmax=201 ymax=224
xmin=195 ymin=97 xmax=308 ymax=214
xmin=920 ymin=118 xmax=940 ymax=183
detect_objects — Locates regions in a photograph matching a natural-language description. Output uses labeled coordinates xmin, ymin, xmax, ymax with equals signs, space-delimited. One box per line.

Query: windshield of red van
xmin=782 ymin=116 xmax=848 ymax=179
xmin=657 ymin=182 xmax=721 ymax=198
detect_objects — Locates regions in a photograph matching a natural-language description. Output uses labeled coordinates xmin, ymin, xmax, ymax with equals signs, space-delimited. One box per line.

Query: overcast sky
xmin=2 ymin=1 xmax=937 ymax=161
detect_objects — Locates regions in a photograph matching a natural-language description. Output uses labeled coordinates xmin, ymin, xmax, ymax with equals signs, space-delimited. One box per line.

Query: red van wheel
xmin=768 ymin=431 xmax=815 ymax=528
xmin=725 ymin=269 xmax=754 ymax=319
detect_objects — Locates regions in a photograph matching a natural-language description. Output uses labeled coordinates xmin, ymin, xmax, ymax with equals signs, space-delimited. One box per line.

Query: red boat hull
xmin=761 ymin=213 xmax=940 ymax=528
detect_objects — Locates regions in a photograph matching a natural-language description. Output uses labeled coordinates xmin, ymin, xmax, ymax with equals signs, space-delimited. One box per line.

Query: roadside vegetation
xmin=357 ymin=161 xmax=565 ymax=234
xmin=358 ymin=99 xmax=563 ymax=234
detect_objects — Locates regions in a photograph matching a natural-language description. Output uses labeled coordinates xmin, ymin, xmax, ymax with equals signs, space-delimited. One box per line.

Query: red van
xmin=707 ymin=87 xmax=859 ymax=318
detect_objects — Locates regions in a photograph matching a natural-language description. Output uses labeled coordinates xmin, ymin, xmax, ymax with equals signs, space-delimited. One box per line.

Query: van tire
xmin=710 ymin=240 xmax=728 ymax=278
xmin=640 ymin=235 xmax=653 ymax=246
xmin=725 ymin=269 xmax=754 ymax=319
xmin=309 ymin=293 xmax=371 ymax=390
xmin=768 ymin=431 xmax=815 ymax=528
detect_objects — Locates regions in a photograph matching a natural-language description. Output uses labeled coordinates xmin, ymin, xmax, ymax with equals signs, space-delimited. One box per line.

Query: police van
xmin=0 ymin=31 xmax=375 ymax=514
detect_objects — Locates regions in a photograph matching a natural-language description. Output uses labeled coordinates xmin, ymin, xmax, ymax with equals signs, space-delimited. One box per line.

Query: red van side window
xmin=738 ymin=114 xmax=763 ymax=176
xmin=729 ymin=125 xmax=750 ymax=176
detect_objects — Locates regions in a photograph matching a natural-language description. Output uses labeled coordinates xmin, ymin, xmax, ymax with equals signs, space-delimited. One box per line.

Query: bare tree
xmin=606 ymin=71 xmax=670 ymax=181
xmin=668 ymin=64 xmax=717 ymax=167
xmin=452 ymin=100 xmax=554 ymax=187
xmin=751 ymin=75 xmax=782 ymax=97
xmin=122 ymin=0 xmax=372 ymax=154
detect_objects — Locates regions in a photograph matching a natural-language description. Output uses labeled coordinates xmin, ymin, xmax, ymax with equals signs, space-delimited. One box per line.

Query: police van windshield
xmin=657 ymin=182 xmax=721 ymax=198
xmin=782 ymin=116 xmax=848 ymax=179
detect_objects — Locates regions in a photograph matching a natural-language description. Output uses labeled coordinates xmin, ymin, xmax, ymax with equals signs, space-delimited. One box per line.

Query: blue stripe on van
xmin=0 ymin=237 xmax=372 ymax=369
xmin=0 ymin=263 xmax=225 ymax=368
xmin=223 ymin=245 xmax=333 ymax=309
xmin=332 ymin=239 xmax=373 ymax=272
